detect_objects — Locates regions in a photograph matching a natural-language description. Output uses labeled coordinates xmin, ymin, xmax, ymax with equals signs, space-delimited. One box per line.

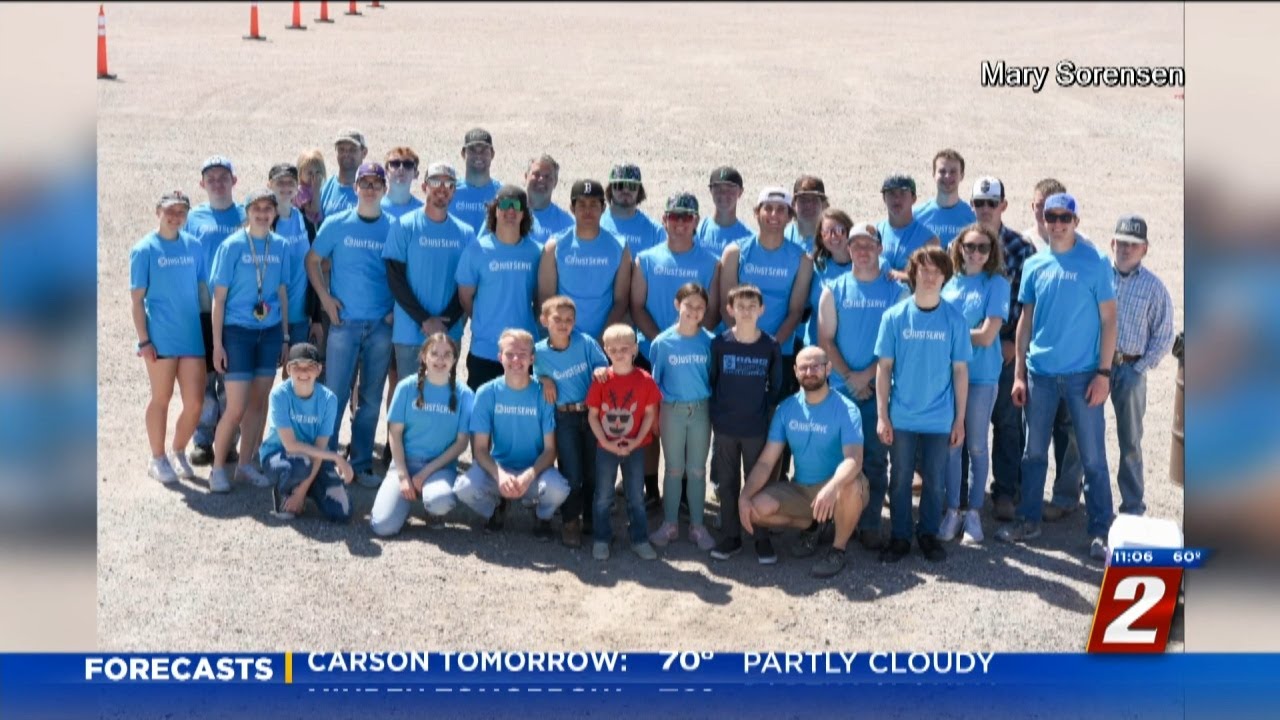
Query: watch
xmin=1096 ymin=367 xmax=1112 ymax=378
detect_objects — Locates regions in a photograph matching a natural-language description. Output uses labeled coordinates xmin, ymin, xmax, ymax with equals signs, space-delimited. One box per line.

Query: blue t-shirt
xmin=1018 ymin=238 xmax=1117 ymax=376
xmin=601 ymin=207 xmax=666 ymax=257
xmin=635 ymin=242 xmax=719 ymax=358
xmin=128 ymin=231 xmax=206 ymax=357
xmin=913 ymin=199 xmax=976 ymax=247
xmin=785 ymin=221 xmax=816 ymax=255
xmin=649 ymin=326 xmax=714 ymax=402
xmin=767 ymin=389 xmax=864 ymax=486
xmin=941 ymin=271 xmax=1011 ymax=385
xmin=736 ymin=237 xmax=807 ymax=350
xmin=533 ymin=202 xmax=575 ymax=239
xmin=210 ymin=230 xmax=290 ymax=329
xmin=877 ymin=218 xmax=936 ymax=272
xmin=383 ymin=211 xmax=475 ymax=346
xmin=696 ymin=216 xmax=754 ymax=258
xmin=874 ymin=298 xmax=973 ymax=434
xmin=311 ymin=209 xmax=395 ymax=322
xmin=454 ymin=234 xmax=542 ymax=361
xmin=183 ymin=203 xmax=245 ymax=282
xmin=259 ymin=379 xmax=339 ymax=462
xmin=470 ymin=378 xmax=556 ymax=471
xmin=319 ymin=176 xmax=357 ymax=219
xmin=533 ymin=332 xmax=608 ymax=405
xmin=449 ymin=178 xmax=502 ymax=234
xmin=553 ymin=229 xmax=626 ymax=339
xmin=805 ymin=258 xmax=851 ymax=348
xmin=387 ymin=375 xmax=474 ymax=465
xmin=381 ymin=194 xmax=425 ymax=222
xmin=273 ymin=210 xmax=311 ymax=324
xmin=826 ymin=271 xmax=909 ymax=396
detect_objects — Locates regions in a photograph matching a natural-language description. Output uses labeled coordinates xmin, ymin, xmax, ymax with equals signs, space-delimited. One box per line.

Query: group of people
xmin=128 ymin=128 xmax=1176 ymax=577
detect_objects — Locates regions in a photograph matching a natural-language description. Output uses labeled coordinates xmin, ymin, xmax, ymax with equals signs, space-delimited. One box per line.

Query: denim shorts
xmin=223 ymin=323 xmax=284 ymax=381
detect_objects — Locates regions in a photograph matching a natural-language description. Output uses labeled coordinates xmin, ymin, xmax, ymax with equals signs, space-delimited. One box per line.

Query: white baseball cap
xmin=757 ymin=186 xmax=792 ymax=207
xmin=972 ymin=177 xmax=1005 ymax=202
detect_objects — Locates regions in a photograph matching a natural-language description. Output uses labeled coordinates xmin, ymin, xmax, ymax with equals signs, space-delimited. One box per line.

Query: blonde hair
xmin=601 ymin=323 xmax=637 ymax=346
xmin=498 ymin=328 xmax=535 ymax=350
xmin=540 ymin=295 xmax=577 ymax=318
xmin=296 ymin=148 xmax=326 ymax=176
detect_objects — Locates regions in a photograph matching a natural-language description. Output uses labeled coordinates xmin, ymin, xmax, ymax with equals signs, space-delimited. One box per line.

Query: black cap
xmin=793 ymin=175 xmax=827 ymax=198
xmin=463 ymin=127 xmax=494 ymax=148
xmin=709 ymin=166 xmax=744 ymax=189
xmin=1113 ymin=214 xmax=1149 ymax=244
xmin=494 ymin=184 xmax=528 ymax=205
xmin=244 ymin=187 xmax=278 ymax=207
xmin=269 ymin=163 xmax=299 ymax=182
xmin=287 ymin=343 xmax=322 ymax=364
xmin=570 ymin=179 xmax=606 ymax=202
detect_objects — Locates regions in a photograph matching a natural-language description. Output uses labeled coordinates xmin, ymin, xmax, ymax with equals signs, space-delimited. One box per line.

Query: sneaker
xmin=754 ymin=538 xmax=778 ymax=565
xmin=533 ymin=519 xmax=555 ymax=543
xmin=710 ymin=536 xmax=742 ymax=560
xmin=688 ymin=525 xmax=715 ymax=551
xmin=631 ymin=542 xmax=659 ymax=560
xmin=356 ymin=471 xmax=383 ymax=489
xmin=484 ymin=500 xmax=507 ymax=533
xmin=649 ymin=521 xmax=679 ymax=548
xmin=791 ymin=522 xmax=823 ymax=558
xmin=918 ymin=534 xmax=947 ymax=562
xmin=236 ymin=463 xmax=272 ymax=488
xmin=811 ymin=547 xmax=847 ymax=578
xmin=963 ymin=509 xmax=984 ymax=542
xmin=995 ymin=519 xmax=1042 ymax=543
xmin=168 ymin=451 xmax=197 ymax=480
xmin=858 ymin=527 xmax=886 ymax=552
xmin=878 ymin=538 xmax=911 ymax=563
xmin=938 ymin=509 xmax=963 ymax=542
xmin=270 ymin=484 xmax=295 ymax=519
xmin=592 ymin=541 xmax=610 ymax=561
xmin=1090 ymin=536 xmax=1109 ymax=561
xmin=188 ymin=444 xmax=213 ymax=467
xmin=994 ymin=496 xmax=1016 ymax=522
xmin=561 ymin=518 xmax=583 ymax=548
xmin=208 ymin=466 xmax=232 ymax=494
xmin=1042 ymin=503 xmax=1076 ymax=522
xmin=148 ymin=456 xmax=178 ymax=485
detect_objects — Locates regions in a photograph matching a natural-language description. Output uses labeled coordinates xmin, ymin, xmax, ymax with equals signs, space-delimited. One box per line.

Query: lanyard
xmin=246 ymin=231 xmax=271 ymax=303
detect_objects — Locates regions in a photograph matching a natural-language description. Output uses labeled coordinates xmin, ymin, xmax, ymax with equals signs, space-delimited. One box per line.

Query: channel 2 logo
xmin=1086 ymin=559 xmax=1183 ymax=653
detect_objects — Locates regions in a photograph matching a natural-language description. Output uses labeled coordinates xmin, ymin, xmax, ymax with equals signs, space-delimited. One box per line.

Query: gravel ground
xmin=97 ymin=2 xmax=1184 ymax=651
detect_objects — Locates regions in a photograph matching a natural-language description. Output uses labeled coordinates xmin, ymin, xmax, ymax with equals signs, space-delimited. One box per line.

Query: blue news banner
xmin=1 ymin=651 xmax=1278 ymax=718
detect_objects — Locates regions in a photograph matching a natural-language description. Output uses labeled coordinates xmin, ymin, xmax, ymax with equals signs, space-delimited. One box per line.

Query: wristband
xmin=137 ymin=339 xmax=153 ymax=350
xmin=1096 ymin=368 xmax=1112 ymax=378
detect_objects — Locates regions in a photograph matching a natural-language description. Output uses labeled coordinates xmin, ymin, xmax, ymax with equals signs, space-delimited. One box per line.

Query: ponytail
xmin=448 ymin=362 xmax=458 ymax=413
xmin=415 ymin=361 xmax=427 ymax=409
xmin=419 ymin=332 xmax=461 ymax=413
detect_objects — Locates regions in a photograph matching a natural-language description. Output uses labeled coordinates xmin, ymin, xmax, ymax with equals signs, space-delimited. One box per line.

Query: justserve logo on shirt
xmin=157 ymin=256 xmax=195 ymax=268
xmin=419 ymin=237 xmax=462 ymax=249
xmin=901 ymin=329 xmax=947 ymax=341
xmin=667 ymin=354 xmax=708 ymax=366
xmin=788 ymin=419 xmax=829 ymax=434
xmin=290 ymin=412 xmax=322 ymax=425
xmin=343 ymin=237 xmax=383 ymax=251
xmin=842 ymin=297 xmax=889 ymax=309
xmin=495 ymin=403 xmax=538 ymax=417
xmin=552 ymin=362 xmax=588 ymax=380
xmin=744 ymin=263 xmax=791 ymax=278
xmin=564 ymin=255 xmax=612 ymax=267
xmin=653 ymin=265 xmax=700 ymax=278
xmin=489 ymin=260 xmax=533 ymax=272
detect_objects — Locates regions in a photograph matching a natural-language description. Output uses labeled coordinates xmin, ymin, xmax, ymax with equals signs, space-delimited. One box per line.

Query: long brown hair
xmin=416 ymin=333 xmax=460 ymax=413
xmin=948 ymin=223 xmax=1006 ymax=278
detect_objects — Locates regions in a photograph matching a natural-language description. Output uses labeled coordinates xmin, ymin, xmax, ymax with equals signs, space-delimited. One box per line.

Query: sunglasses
xmin=821 ymin=225 xmax=848 ymax=238
xmin=1044 ymin=212 xmax=1075 ymax=224
xmin=973 ymin=199 xmax=1000 ymax=209
xmin=426 ymin=178 xmax=456 ymax=189
xmin=962 ymin=243 xmax=992 ymax=254
xmin=386 ymin=159 xmax=417 ymax=170
xmin=357 ymin=180 xmax=385 ymax=191
xmin=666 ymin=213 xmax=697 ymax=223
xmin=497 ymin=197 xmax=524 ymax=212
xmin=611 ymin=182 xmax=640 ymax=191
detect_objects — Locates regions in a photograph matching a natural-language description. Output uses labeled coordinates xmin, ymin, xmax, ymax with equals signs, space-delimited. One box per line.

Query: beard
xmin=799 ymin=375 xmax=828 ymax=392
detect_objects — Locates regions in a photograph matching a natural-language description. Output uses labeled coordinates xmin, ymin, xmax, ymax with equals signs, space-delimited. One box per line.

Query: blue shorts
xmin=223 ymin=323 xmax=283 ymax=381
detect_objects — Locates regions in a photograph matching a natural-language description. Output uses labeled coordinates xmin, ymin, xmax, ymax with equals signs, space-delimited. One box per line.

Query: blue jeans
xmin=888 ymin=429 xmax=949 ymax=540
xmin=947 ymin=383 xmax=998 ymax=510
xmin=1049 ymin=400 xmax=1084 ymax=509
xmin=194 ymin=372 xmax=228 ymax=447
xmin=1110 ymin=363 xmax=1148 ymax=514
xmin=989 ymin=358 xmax=1022 ymax=503
xmin=848 ymin=392 xmax=889 ymax=533
xmin=288 ymin=321 xmax=311 ymax=351
xmin=393 ymin=343 xmax=423 ymax=384
xmin=323 ymin=318 xmax=393 ymax=473
xmin=263 ymin=451 xmax=351 ymax=522
xmin=594 ymin=449 xmax=648 ymax=545
xmin=1018 ymin=371 xmax=1115 ymax=537
xmin=659 ymin=400 xmax=711 ymax=525
xmin=453 ymin=464 xmax=570 ymax=521
xmin=369 ymin=462 xmax=458 ymax=536
xmin=554 ymin=410 xmax=596 ymax=522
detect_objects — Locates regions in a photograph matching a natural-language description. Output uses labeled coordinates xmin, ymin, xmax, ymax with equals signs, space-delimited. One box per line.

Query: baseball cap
xmin=1044 ymin=192 xmax=1078 ymax=216
xmin=1113 ymin=214 xmax=1148 ymax=244
xmin=972 ymin=176 xmax=1005 ymax=202
xmin=881 ymin=174 xmax=916 ymax=194
xmin=334 ymin=129 xmax=366 ymax=149
xmin=157 ymin=190 xmax=191 ymax=209
xmin=757 ymin=187 xmax=792 ymax=207
xmin=494 ymin=184 xmax=528 ymax=205
xmin=570 ymin=179 xmax=606 ymax=202
xmin=709 ymin=166 xmax=744 ymax=189
xmin=463 ymin=127 xmax=494 ymax=149
xmin=356 ymin=162 xmax=387 ymax=182
xmin=609 ymin=164 xmax=643 ymax=183
xmin=849 ymin=222 xmax=880 ymax=243
xmin=665 ymin=192 xmax=699 ymax=215
xmin=201 ymin=155 xmax=234 ymax=175
xmin=425 ymin=162 xmax=457 ymax=180
xmin=286 ymin=343 xmax=322 ymax=365
xmin=269 ymin=163 xmax=299 ymax=182
xmin=793 ymin=175 xmax=827 ymax=199
xmin=244 ymin=187 xmax=278 ymax=207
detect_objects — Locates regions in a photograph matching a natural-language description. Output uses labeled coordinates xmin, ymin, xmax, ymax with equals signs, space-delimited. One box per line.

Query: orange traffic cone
xmin=370 ymin=1 xmax=385 ymax=8
xmin=97 ymin=5 xmax=117 ymax=80
xmin=315 ymin=0 xmax=334 ymax=23
xmin=286 ymin=0 xmax=306 ymax=29
xmin=345 ymin=0 xmax=362 ymax=16
xmin=244 ymin=1 xmax=266 ymax=40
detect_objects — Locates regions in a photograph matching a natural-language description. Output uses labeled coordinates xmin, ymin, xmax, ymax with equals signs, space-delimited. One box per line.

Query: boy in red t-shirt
xmin=587 ymin=323 xmax=661 ymax=561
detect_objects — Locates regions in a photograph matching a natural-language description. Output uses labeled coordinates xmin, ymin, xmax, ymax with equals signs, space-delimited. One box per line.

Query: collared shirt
xmin=999 ymin=224 xmax=1036 ymax=343
xmin=1114 ymin=263 xmax=1175 ymax=374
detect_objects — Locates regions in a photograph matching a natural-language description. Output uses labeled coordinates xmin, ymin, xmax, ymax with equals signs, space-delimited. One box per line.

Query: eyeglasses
xmin=820 ymin=225 xmax=848 ymax=239
xmin=972 ymin=199 xmax=1000 ymax=209
xmin=1044 ymin=212 xmax=1075 ymax=225
xmin=962 ymin=243 xmax=992 ymax=255
xmin=795 ymin=364 xmax=826 ymax=375
xmin=426 ymin=178 xmax=456 ymax=189
xmin=497 ymin=197 xmax=524 ymax=212
xmin=357 ymin=180 xmax=386 ymax=191
xmin=386 ymin=159 xmax=417 ymax=170
xmin=666 ymin=213 xmax=697 ymax=223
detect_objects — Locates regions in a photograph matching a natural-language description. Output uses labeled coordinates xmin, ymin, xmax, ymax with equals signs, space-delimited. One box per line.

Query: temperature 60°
xmin=1172 ymin=550 xmax=1201 ymax=564
xmin=661 ymin=652 xmax=715 ymax=671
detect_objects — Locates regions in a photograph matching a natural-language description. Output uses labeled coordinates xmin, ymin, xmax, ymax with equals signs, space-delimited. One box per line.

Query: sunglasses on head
xmin=426 ymin=178 xmax=456 ymax=189
xmin=1044 ymin=211 xmax=1075 ymax=224
xmin=386 ymin=159 xmax=417 ymax=170
xmin=973 ymin=199 xmax=1000 ymax=209
xmin=497 ymin=197 xmax=524 ymax=212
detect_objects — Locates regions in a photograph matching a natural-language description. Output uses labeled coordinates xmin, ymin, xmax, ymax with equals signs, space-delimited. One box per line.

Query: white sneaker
xmin=148 ymin=456 xmax=178 ymax=485
xmin=938 ymin=508 xmax=962 ymax=541
xmin=963 ymin=509 xmax=984 ymax=542
xmin=236 ymin=463 xmax=272 ymax=488
xmin=168 ymin=451 xmax=196 ymax=480
xmin=209 ymin=467 xmax=232 ymax=494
